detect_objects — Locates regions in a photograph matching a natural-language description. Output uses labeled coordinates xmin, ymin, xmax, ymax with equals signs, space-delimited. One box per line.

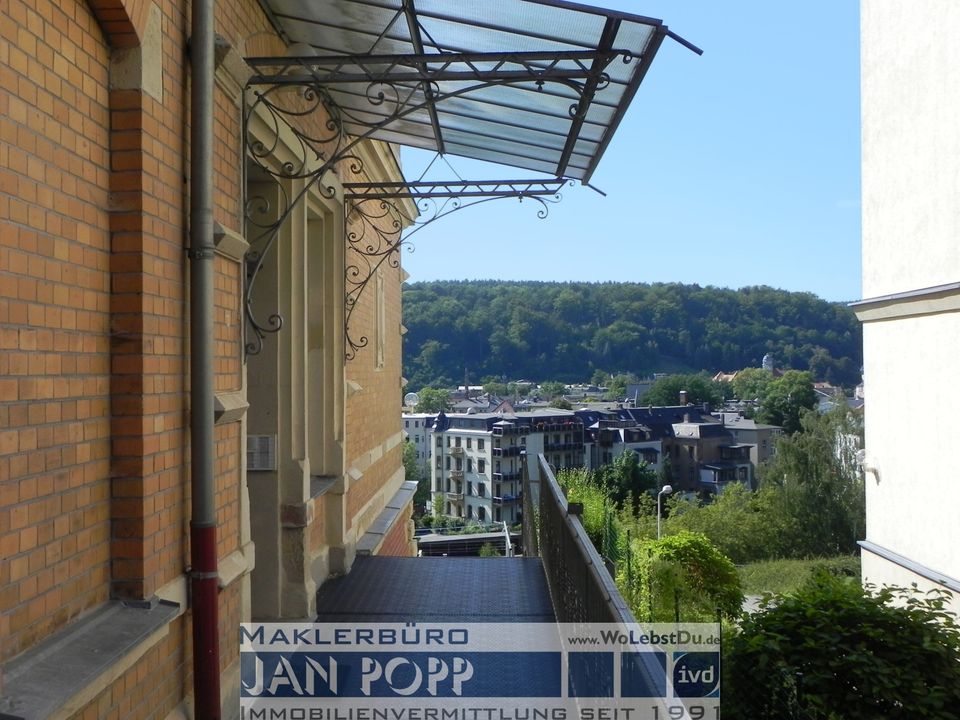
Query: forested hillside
xmin=402 ymin=281 xmax=862 ymax=391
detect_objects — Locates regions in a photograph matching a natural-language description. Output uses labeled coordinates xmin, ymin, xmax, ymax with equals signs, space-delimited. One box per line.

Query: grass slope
xmin=738 ymin=555 xmax=860 ymax=596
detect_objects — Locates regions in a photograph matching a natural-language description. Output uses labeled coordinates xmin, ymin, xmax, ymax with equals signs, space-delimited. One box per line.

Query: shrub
xmin=618 ymin=531 xmax=743 ymax=622
xmin=738 ymin=555 xmax=860 ymax=596
xmin=478 ymin=543 xmax=501 ymax=557
xmin=664 ymin=483 xmax=798 ymax=563
xmin=723 ymin=571 xmax=960 ymax=719
xmin=557 ymin=468 xmax=610 ymax=548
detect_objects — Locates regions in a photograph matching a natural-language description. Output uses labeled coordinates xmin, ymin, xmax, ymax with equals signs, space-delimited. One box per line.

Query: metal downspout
xmin=189 ymin=0 xmax=220 ymax=716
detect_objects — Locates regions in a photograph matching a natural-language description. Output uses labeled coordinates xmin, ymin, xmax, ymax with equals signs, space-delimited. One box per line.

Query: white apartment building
xmin=582 ymin=415 xmax=664 ymax=473
xmin=431 ymin=410 xmax=585 ymax=524
xmin=402 ymin=412 xmax=435 ymax=478
xmin=855 ymin=0 xmax=960 ymax=612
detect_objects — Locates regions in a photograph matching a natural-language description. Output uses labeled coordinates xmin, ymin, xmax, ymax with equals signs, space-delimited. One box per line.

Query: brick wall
xmin=107 ymin=0 xmax=189 ymax=601
xmin=379 ymin=512 xmax=414 ymax=557
xmin=344 ymin=202 xmax=406 ymax=529
xmin=0 ymin=0 xmax=113 ymax=660
xmin=1 ymin=0 xmax=262 ymax=712
xmin=2 ymin=0 xmax=409 ymax=713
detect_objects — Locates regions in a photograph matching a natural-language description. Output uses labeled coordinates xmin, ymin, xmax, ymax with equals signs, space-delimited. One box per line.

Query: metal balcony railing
xmin=450 ymin=446 xmax=464 ymax=456
xmin=523 ymin=453 xmax=634 ymax=624
xmin=493 ymin=471 xmax=522 ymax=482
xmin=543 ymin=441 xmax=584 ymax=452
xmin=493 ymin=446 xmax=522 ymax=457
xmin=492 ymin=425 xmax=530 ymax=436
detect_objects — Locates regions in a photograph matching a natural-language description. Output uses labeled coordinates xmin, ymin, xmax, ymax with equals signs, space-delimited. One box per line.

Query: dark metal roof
xmin=250 ymin=0 xmax=699 ymax=182
xmin=315 ymin=556 xmax=556 ymax=621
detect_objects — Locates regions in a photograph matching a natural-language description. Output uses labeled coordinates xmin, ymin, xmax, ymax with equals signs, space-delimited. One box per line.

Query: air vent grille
xmin=247 ymin=435 xmax=277 ymax=471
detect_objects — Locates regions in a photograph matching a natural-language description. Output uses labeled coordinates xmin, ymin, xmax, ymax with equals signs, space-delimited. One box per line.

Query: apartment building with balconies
xmin=670 ymin=418 xmax=754 ymax=494
xmin=430 ymin=410 xmax=585 ymax=524
xmin=714 ymin=413 xmax=783 ymax=467
xmin=578 ymin=408 xmax=665 ymax=472
xmin=402 ymin=412 xmax=436 ymax=480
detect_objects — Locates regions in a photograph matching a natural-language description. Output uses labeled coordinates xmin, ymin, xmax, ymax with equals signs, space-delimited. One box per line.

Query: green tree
xmin=596 ymin=450 xmax=656 ymax=507
xmin=483 ymin=380 xmax=508 ymax=397
xmin=591 ymin=369 xmax=610 ymax=387
xmin=664 ymin=483 xmax=796 ymax=564
xmin=402 ymin=280 xmax=863 ymax=390
xmin=604 ymin=372 xmax=638 ymax=401
xmin=756 ymin=369 xmax=817 ymax=433
xmin=539 ymin=381 xmax=567 ymax=399
xmin=403 ymin=441 xmax=430 ymax=513
xmin=414 ymin=387 xmax=450 ymax=413
xmin=643 ymin=374 xmax=724 ymax=407
xmin=723 ymin=572 xmax=960 ymax=719
xmin=730 ymin=366 xmax=773 ymax=401
xmin=759 ymin=404 xmax=864 ymax=557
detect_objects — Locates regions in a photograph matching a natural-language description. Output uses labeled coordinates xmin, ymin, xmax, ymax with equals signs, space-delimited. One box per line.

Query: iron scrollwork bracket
xmin=341 ymin=179 xmax=572 ymax=360
xmin=241 ymin=45 xmax=620 ymax=360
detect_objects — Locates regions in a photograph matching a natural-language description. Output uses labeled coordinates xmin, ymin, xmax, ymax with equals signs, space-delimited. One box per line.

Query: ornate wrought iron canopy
xmin=242 ymin=0 xmax=699 ymax=358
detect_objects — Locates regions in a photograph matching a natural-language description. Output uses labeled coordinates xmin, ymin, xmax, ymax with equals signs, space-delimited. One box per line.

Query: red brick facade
xmin=0 ymin=0 xmax=412 ymax=716
xmin=2 ymin=0 xmax=114 ymax=659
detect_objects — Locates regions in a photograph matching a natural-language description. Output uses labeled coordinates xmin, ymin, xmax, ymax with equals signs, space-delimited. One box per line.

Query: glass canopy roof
xmin=248 ymin=0 xmax=699 ymax=183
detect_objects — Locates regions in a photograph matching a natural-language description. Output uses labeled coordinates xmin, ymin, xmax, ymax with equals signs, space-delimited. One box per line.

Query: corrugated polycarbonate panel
xmin=436 ymin=111 xmax=573 ymax=152
xmin=254 ymin=0 xmax=676 ymax=181
xmin=414 ymin=0 xmax=608 ymax=51
xmin=442 ymin=143 xmax=559 ymax=175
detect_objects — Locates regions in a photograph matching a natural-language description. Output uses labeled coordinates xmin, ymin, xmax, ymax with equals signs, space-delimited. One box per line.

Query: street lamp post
xmin=657 ymin=484 xmax=673 ymax=540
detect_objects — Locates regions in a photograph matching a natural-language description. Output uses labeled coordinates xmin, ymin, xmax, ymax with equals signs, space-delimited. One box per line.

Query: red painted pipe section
xmin=191 ymin=522 xmax=221 ymax=719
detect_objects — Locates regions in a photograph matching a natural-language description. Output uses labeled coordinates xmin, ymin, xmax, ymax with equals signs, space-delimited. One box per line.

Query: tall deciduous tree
xmin=730 ymin=366 xmax=774 ymax=401
xmin=414 ymin=387 xmax=450 ymax=413
xmin=538 ymin=381 xmax=567 ymax=399
xmin=643 ymin=374 xmax=725 ymax=407
xmin=756 ymin=370 xmax=817 ymax=433
xmin=759 ymin=403 xmax=864 ymax=556
xmin=596 ymin=450 xmax=657 ymax=506
xmin=404 ymin=441 xmax=430 ymax=512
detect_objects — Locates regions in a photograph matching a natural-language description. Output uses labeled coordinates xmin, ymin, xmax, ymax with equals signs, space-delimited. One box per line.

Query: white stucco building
xmin=854 ymin=0 xmax=960 ymax=612
xmin=402 ymin=412 xmax=435 ymax=478
xmin=430 ymin=410 xmax=585 ymax=524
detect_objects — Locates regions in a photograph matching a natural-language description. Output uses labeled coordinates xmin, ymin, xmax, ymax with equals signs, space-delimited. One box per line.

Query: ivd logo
xmin=672 ymin=652 xmax=720 ymax=698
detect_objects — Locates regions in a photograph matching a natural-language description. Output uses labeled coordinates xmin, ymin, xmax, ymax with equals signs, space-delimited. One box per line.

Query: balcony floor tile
xmin=315 ymin=557 xmax=555 ymax=622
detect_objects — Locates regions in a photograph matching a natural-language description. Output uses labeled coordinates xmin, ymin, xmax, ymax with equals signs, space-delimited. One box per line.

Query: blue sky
xmin=399 ymin=1 xmax=861 ymax=303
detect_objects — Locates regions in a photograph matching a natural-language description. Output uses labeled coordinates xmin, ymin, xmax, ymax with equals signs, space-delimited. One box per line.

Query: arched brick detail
xmin=86 ymin=0 xmax=148 ymax=48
